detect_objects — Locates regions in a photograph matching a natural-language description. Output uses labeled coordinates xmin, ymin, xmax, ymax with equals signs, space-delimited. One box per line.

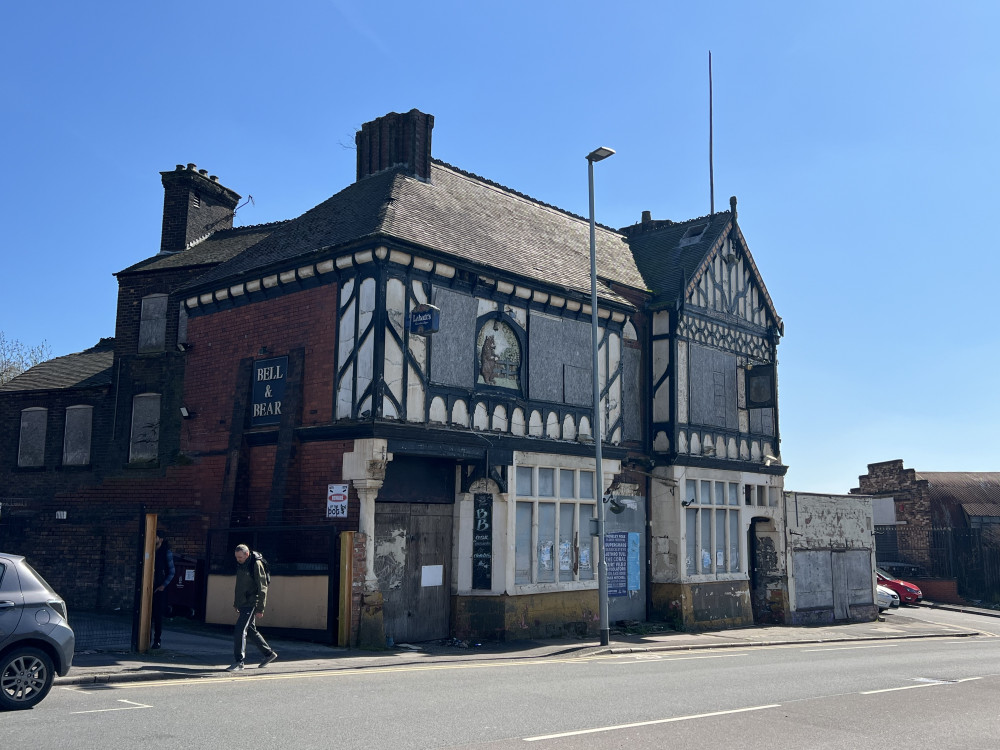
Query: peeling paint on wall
xmin=375 ymin=528 xmax=406 ymax=590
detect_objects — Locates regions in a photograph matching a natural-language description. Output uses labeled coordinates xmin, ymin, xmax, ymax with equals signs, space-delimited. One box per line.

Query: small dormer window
xmin=679 ymin=224 xmax=708 ymax=247
xmin=193 ymin=192 xmax=201 ymax=209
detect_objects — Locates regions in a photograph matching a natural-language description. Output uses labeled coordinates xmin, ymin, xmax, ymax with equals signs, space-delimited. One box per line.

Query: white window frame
xmin=513 ymin=463 xmax=597 ymax=593
xmin=683 ymin=476 xmax=743 ymax=579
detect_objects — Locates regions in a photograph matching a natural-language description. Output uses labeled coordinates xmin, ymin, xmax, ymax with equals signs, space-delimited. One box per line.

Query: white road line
xmin=622 ymin=653 xmax=750 ymax=662
xmin=71 ymin=699 xmax=153 ymax=714
xmin=522 ymin=704 xmax=781 ymax=741
xmin=803 ymin=645 xmax=898 ymax=652
xmin=862 ymin=675 xmax=986 ymax=694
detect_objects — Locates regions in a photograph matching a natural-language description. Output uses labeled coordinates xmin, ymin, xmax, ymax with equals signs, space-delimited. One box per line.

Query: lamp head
xmin=587 ymin=146 xmax=615 ymax=162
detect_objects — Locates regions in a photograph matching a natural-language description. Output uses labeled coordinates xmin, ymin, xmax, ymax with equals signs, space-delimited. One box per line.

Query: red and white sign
xmin=326 ymin=483 xmax=349 ymax=518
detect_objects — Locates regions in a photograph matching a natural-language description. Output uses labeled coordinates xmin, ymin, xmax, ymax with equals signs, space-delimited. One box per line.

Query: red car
xmin=876 ymin=567 xmax=923 ymax=605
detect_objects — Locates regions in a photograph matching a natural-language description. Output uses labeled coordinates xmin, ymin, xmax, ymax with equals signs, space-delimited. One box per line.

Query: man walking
xmin=227 ymin=544 xmax=278 ymax=671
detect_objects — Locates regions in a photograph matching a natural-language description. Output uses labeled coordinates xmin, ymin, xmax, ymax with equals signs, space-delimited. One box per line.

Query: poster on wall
xmin=327 ymin=483 xmax=349 ymax=518
xmin=607 ymin=531 xmax=641 ymax=597
xmin=606 ymin=532 xmax=628 ymax=597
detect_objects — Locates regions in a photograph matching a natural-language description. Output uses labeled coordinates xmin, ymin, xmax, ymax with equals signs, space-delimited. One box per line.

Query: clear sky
xmin=2 ymin=2 xmax=997 ymax=494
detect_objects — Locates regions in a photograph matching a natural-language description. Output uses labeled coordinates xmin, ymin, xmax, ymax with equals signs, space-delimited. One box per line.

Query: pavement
xmin=56 ymin=601 xmax=996 ymax=687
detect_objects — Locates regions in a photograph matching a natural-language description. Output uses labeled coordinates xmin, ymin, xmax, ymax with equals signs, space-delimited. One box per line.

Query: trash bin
xmin=167 ymin=554 xmax=202 ymax=618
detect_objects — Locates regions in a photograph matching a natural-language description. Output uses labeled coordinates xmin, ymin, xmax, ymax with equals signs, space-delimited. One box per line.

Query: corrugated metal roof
xmin=915 ymin=472 xmax=1000 ymax=507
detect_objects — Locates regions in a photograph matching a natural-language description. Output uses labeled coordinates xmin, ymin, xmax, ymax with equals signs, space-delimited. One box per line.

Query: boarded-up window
xmin=18 ymin=407 xmax=47 ymax=467
xmin=62 ymin=405 xmax=93 ymax=466
xmin=688 ymin=344 xmax=737 ymax=429
xmin=138 ymin=294 xmax=168 ymax=353
xmin=129 ymin=393 xmax=161 ymax=463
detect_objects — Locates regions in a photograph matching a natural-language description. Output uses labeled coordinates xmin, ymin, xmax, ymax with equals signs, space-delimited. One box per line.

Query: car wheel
xmin=0 ymin=647 xmax=55 ymax=710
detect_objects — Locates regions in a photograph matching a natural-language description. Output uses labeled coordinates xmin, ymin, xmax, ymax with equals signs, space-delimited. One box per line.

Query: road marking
xmin=523 ymin=704 xmax=781 ymax=741
xmin=623 ymin=653 xmax=750 ymax=662
xmin=71 ymin=699 xmax=153 ymax=714
xmin=803 ymin=645 xmax=898 ymax=652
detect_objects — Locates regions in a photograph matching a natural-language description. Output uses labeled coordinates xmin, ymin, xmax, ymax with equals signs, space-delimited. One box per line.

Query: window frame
xmin=513 ymin=464 xmax=597 ymax=592
xmin=683 ymin=476 xmax=743 ymax=579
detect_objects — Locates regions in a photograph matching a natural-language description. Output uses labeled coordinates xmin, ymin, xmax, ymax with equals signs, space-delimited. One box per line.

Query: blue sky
xmin=2 ymin=2 xmax=997 ymax=494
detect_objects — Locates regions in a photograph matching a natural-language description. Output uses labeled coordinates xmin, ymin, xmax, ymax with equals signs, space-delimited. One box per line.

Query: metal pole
xmin=588 ymin=155 xmax=610 ymax=647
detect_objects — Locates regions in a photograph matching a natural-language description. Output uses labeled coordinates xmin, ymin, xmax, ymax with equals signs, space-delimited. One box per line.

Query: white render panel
xmin=529 ymin=410 xmax=544 ymax=437
xmin=492 ymin=405 xmax=508 ymax=432
xmin=336 ymin=363 xmax=354 ymax=419
xmin=356 ymin=330 xmax=374 ymax=411
xmin=477 ymin=298 xmax=498 ymax=316
xmin=511 ymin=408 xmax=526 ymax=436
xmin=429 ymin=396 xmax=447 ymax=424
xmin=386 ymin=278 xmax=405 ymax=336
xmin=473 ymin=402 xmax=489 ymax=430
xmin=406 ymin=364 xmax=424 ymax=423
xmin=676 ymin=340 xmax=688 ymax=424
xmin=359 ymin=277 xmax=375 ymax=334
xmin=383 ymin=335 xmax=403 ymax=406
xmin=452 ymin=400 xmax=470 ymax=427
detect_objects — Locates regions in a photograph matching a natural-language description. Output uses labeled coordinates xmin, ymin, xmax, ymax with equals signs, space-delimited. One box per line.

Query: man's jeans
xmin=234 ymin=606 xmax=272 ymax=663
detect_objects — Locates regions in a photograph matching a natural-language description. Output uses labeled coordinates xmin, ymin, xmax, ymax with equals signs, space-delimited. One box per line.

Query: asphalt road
xmin=10 ymin=607 xmax=1000 ymax=749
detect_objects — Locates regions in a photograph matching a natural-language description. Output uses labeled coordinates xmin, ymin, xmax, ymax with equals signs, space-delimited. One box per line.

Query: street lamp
xmin=587 ymin=145 xmax=614 ymax=647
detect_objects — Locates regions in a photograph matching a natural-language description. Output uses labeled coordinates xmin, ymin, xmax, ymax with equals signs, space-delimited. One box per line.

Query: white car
xmin=877 ymin=584 xmax=900 ymax=612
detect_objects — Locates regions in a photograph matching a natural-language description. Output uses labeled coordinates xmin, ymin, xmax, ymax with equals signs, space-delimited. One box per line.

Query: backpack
xmin=249 ymin=550 xmax=271 ymax=585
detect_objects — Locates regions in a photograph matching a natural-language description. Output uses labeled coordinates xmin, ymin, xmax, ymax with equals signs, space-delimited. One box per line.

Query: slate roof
xmin=624 ymin=211 xmax=734 ymax=310
xmin=0 ymin=339 xmax=115 ymax=393
xmin=117 ymin=222 xmax=285 ymax=275
xmin=915 ymin=472 xmax=1000 ymax=509
xmin=179 ymin=161 xmax=648 ymax=307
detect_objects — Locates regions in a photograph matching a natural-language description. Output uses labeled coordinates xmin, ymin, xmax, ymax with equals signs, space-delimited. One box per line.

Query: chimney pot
xmin=641 ymin=210 xmax=652 ymax=223
xmin=187 ymin=163 xmax=197 ymax=171
xmin=176 ymin=164 xmax=185 ymax=171
xmin=199 ymin=169 xmax=208 ymax=176
xmin=210 ymin=175 xmax=218 ymax=182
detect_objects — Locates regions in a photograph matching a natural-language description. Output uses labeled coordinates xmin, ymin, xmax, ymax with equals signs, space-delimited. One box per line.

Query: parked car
xmin=877 ymin=584 xmax=900 ymax=612
xmin=0 ymin=553 xmax=74 ymax=710
xmin=876 ymin=567 xmax=923 ymax=605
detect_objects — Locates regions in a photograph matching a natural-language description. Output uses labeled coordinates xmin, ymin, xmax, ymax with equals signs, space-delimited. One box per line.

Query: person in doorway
xmin=151 ymin=529 xmax=175 ymax=649
xmin=226 ymin=544 xmax=278 ymax=671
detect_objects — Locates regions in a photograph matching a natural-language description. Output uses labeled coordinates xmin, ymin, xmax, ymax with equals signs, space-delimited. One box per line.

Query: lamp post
xmin=587 ymin=145 xmax=614 ymax=647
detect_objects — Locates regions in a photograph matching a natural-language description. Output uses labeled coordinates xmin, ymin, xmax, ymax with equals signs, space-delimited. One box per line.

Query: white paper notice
xmin=421 ymin=564 xmax=444 ymax=587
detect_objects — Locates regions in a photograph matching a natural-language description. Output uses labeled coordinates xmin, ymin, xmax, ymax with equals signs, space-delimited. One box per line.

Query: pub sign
xmin=408 ymin=304 xmax=440 ymax=335
xmin=252 ymin=356 xmax=288 ymax=426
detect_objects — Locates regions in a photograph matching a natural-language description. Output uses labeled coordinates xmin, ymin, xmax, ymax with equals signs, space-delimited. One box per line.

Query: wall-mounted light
xmin=176 ymin=342 xmax=190 ymax=353
xmin=681 ymin=498 xmax=694 ymax=507
xmin=764 ymin=454 xmax=781 ymax=467
xmin=180 ymin=406 xmax=193 ymax=419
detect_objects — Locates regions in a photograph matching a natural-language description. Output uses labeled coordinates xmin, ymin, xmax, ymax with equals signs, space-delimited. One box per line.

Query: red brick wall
xmin=179 ymin=282 xmax=340 ymax=454
xmin=853 ymin=459 xmax=933 ymax=568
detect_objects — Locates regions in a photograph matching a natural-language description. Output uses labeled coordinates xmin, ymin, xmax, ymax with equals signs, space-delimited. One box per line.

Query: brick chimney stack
xmin=159 ymin=164 xmax=242 ymax=254
xmin=356 ymin=109 xmax=434 ymax=182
